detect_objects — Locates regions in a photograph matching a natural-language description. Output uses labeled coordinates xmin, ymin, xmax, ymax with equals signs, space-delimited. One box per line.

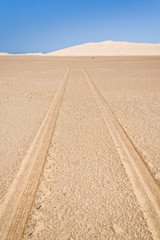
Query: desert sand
xmin=0 ymin=53 xmax=10 ymax=56
xmin=46 ymin=41 xmax=160 ymax=56
xmin=0 ymin=55 xmax=160 ymax=240
xmin=1 ymin=41 xmax=160 ymax=56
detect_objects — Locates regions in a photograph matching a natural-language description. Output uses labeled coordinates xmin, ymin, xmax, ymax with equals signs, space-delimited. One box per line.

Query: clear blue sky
xmin=0 ymin=0 xmax=160 ymax=53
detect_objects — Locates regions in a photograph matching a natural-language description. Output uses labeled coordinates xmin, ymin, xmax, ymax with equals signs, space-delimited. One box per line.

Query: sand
xmin=0 ymin=56 xmax=160 ymax=240
xmin=46 ymin=41 xmax=160 ymax=56
xmin=1 ymin=41 xmax=160 ymax=56
xmin=0 ymin=57 xmax=66 ymax=203
xmin=0 ymin=53 xmax=10 ymax=56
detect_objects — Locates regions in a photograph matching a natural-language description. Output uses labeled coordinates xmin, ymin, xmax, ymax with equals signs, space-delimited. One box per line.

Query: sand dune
xmin=46 ymin=41 xmax=160 ymax=56
xmin=0 ymin=53 xmax=10 ymax=55
xmin=1 ymin=41 xmax=160 ymax=56
xmin=20 ymin=53 xmax=43 ymax=56
xmin=0 ymin=53 xmax=43 ymax=56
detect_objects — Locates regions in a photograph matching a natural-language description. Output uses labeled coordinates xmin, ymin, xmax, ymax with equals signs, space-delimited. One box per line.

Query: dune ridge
xmin=1 ymin=41 xmax=160 ymax=56
xmin=46 ymin=41 xmax=160 ymax=56
xmin=0 ymin=52 xmax=43 ymax=56
xmin=0 ymin=53 xmax=10 ymax=55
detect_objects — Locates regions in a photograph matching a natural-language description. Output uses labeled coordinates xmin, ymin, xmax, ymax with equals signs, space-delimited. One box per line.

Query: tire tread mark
xmin=82 ymin=67 xmax=160 ymax=240
xmin=0 ymin=66 xmax=71 ymax=240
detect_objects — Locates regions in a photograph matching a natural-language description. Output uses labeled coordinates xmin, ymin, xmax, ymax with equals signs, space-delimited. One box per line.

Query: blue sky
xmin=0 ymin=0 xmax=160 ymax=53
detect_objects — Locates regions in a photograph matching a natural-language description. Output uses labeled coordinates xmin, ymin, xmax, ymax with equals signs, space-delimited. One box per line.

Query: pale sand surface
xmin=1 ymin=41 xmax=160 ymax=56
xmin=85 ymin=59 xmax=160 ymax=182
xmin=0 ymin=53 xmax=10 ymax=56
xmin=0 ymin=56 xmax=160 ymax=239
xmin=23 ymin=66 xmax=152 ymax=240
xmin=0 ymin=57 xmax=66 ymax=203
xmin=46 ymin=41 xmax=160 ymax=56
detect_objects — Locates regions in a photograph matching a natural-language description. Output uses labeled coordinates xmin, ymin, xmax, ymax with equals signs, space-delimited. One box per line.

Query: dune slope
xmin=46 ymin=41 xmax=160 ymax=56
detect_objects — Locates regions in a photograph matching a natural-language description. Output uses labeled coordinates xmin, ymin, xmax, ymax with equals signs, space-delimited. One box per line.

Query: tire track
xmin=0 ymin=66 xmax=71 ymax=240
xmin=82 ymin=67 xmax=160 ymax=240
